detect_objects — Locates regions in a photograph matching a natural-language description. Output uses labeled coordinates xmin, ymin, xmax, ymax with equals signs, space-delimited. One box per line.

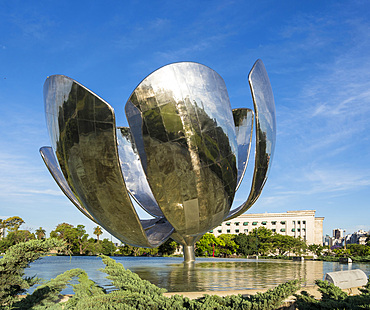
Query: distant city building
xmin=211 ymin=210 xmax=324 ymax=245
xmin=333 ymin=229 xmax=344 ymax=239
xmin=327 ymin=229 xmax=369 ymax=247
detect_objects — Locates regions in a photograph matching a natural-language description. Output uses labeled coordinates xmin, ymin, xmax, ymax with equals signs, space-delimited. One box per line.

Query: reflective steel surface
xmin=40 ymin=60 xmax=276 ymax=261
xmin=232 ymin=108 xmax=253 ymax=191
xmin=40 ymin=146 xmax=97 ymax=223
xmin=226 ymin=59 xmax=276 ymax=220
xmin=126 ymin=63 xmax=237 ymax=247
xmin=116 ymin=127 xmax=163 ymax=217
xmin=42 ymin=75 xmax=172 ymax=247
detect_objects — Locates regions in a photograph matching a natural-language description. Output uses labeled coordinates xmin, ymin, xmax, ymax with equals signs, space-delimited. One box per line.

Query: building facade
xmin=211 ymin=210 xmax=324 ymax=245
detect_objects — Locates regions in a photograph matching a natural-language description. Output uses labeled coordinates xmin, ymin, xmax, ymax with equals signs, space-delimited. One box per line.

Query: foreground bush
xmin=1 ymin=239 xmax=369 ymax=309
xmin=295 ymin=279 xmax=370 ymax=309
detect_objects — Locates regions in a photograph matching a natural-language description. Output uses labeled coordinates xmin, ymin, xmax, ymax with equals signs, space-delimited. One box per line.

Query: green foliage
xmin=0 ymin=238 xmax=66 ymax=308
xmin=0 ymin=240 xmax=304 ymax=309
xmin=50 ymin=223 xmax=109 ymax=255
xmin=347 ymin=244 xmax=370 ymax=256
xmin=308 ymin=244 xmax=325 ymax=256
xmin=99 ymin=255 xmax=166 ymax=296
xmin=218 ymin=234 xmax=239 ymax=257
xmin=35 ymin=227 xmax=46 ymax=240
xmin=295 ymin=279 xmax=370 ymax=310
xmin=2 ymin=216 xmax=25 ymax=233
xmin=158 ymin=238 xmax=179 ymax=256
xmin=12 ymin=268 xmax=84 ymax=310
xmin=93 ymin=226 xmax=103 ymax=241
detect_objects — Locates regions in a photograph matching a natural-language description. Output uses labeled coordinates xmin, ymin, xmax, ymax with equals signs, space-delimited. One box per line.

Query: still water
xmin=25 ymin=256 xmax=370 ymax=294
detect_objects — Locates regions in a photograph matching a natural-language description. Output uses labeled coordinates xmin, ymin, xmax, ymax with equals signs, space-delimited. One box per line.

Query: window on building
xmin=235 ymin=222 xmax=239 ymax=226
xmin=302 ymin=228 xmax=306 ymax=231
xmin=218 ymin=229 xmax=222 ymax=233
xmin=280 ymin=228 xmax=286 ymax=232
xmin=226 ymin=222 xmax=231 ymax=226
xmin=293 ymin=221 xmax=295 ymax=225
xmin=227 ymin=229 xmax=230 ymax=233
xmin=298 ymin=221 xmax=301 ymax=224
xmin=272 ymin=229 xmax=276 ymax=232
xmin=209 ymin=230 xmax=213 ymax=233
xmin=252 ymin=222 xmax=258 ymax=225
xmin=271 ymin=221 xmax=277 ymax=225
xmin=244 ymin=229 xmax=248 ymax=233
xmin=297 ymin=228 xmax=300 ymax=232
xmin=280 ymin=221 xmax=286 ymax=224
xmin=303 ymin=221 xmax=306 ymax=224
xmin=243 ymin=222 xmax=248 ymax=226
xmin=292 ymin=228 xmax=295 ymax=232
xmin=262 ymin=221 xmax=267 ymax=225
xmin=235 ymin=229 xmax=239 ymax=233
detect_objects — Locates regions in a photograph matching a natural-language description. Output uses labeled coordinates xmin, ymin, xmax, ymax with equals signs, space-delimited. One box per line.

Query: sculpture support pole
xmin=183 ymin=244 xmax=195 ymax=263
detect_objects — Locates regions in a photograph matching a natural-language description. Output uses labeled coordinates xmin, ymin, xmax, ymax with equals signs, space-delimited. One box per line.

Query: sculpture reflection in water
xmin=40 ymin=59 xmax=276 ymax=263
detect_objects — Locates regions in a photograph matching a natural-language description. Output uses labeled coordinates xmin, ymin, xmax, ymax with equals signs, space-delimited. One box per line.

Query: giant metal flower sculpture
xmin=40 ymin=60 xmax=276 ymax=262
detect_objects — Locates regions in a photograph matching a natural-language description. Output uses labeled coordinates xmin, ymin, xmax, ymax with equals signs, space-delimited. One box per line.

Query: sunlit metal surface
xmin=39 ymin=146 xmax=97 ymax=223
xmin=116 ymin=127 xmax=163 ymax=217
xmin=232 ymin=108 xmax=254 ymax=191
xmin=41 ymin=59 xmax=276 ymax=262
xmin=42 ymin=75 xmax=173 ymax=247
xmin=226 ymin=59 xmax=276 ymax=220
xmin=126 ymin=62 xmax=237 ymax=248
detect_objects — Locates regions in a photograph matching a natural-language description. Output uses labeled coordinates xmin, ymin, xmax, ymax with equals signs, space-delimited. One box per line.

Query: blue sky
xmin=1 ymin=0 xmax=369 ymax=241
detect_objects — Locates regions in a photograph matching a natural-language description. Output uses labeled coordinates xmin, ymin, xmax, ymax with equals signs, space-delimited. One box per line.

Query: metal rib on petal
xmin=40 ymin=146 xmax=97 ymax=223
xmin=226 ymin=59 xmax=276 ymax=220
xmin=42 ymin=75 xmax=172 ymax=247
xmin=232 ymin=108 xmax=254 ymax=191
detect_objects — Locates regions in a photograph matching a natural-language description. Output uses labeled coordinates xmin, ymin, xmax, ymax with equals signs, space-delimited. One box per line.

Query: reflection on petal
xmin=226 ymin=59 xmax=276 ymax=220
xmin=116 ymin=127 xmax=164 ymax=217
xmin=126 ymin=62 xmax=237 ymax=245
xmin=42 ymin=75 xmax=172 ymax=247
xmin=233 ymin=108 xmax=254 ymax=191
xmin=40 ymin=146 xmax=97 ymax=223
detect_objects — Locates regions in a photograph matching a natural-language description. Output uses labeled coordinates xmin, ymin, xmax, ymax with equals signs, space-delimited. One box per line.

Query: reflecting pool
xmin=25 ymin=256 xmax=370 ymax=294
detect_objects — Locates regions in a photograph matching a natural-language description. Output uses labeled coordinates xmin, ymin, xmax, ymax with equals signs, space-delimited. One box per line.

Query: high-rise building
xmin=333 ymin=229 xmax=344 ymax=239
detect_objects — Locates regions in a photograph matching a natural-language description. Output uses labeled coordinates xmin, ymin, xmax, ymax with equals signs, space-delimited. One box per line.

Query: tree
xmin=218 ymin=234 xmax=239 ymax=257
xmin=271 ymin=234 xmax=295 ymax=256
xmin=234 ymin=233 xmax=258 ymax=256
xmin=75 ymin=225 xmax=91 ymax=255
xmin=158 ymin=238 xmax=179 ymax=256
xmin=93 ymin=226 xmax=103 ymax=241
xmin=100 ymin=238 xmax=117 ymax=255
xmin=50 ymin=223 xmax=91 ymax=254
xmin=4 ymin=216 xmax=25 ymax=233
xmin=308 ymin=244 xmax=325 ymax=257
xmin=35 ymin=227 xmax=46 ymax=240
xmin=195 ymin=233 xmax=220 ymax=257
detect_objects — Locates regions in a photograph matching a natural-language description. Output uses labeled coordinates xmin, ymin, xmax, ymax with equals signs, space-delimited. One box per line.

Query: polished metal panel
xmin=43 ymin=75 xmax=172 ymax=247
xmin=226 ymin=59 xmax=276 ymax=220
xmin=41 ymin=60 xmax=276 ymax=262
xmin=39 ymin=146 xmax=97 ymax=223
xmin=232 ymin=108 xmax=254 ymax=191
xmin=125 ymin=62 xmax=237 ymax=246
xmin=116 ymin=127 xmax=163 ymax=217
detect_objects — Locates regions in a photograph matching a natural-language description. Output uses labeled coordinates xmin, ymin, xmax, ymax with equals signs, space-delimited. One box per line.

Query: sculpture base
xmin=183 ymin=245 xmax=195 ymax=263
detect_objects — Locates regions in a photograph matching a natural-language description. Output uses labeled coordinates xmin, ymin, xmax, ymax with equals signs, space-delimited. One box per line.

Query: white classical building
xmin=211 ymin=210 xmax=324 ymax=245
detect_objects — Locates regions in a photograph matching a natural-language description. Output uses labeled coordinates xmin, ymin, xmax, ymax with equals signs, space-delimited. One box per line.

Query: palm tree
xmin=35 ymin=227 xmax=46 ymax=240
xmin=93 ymin=226 xmax=103 ymax=242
